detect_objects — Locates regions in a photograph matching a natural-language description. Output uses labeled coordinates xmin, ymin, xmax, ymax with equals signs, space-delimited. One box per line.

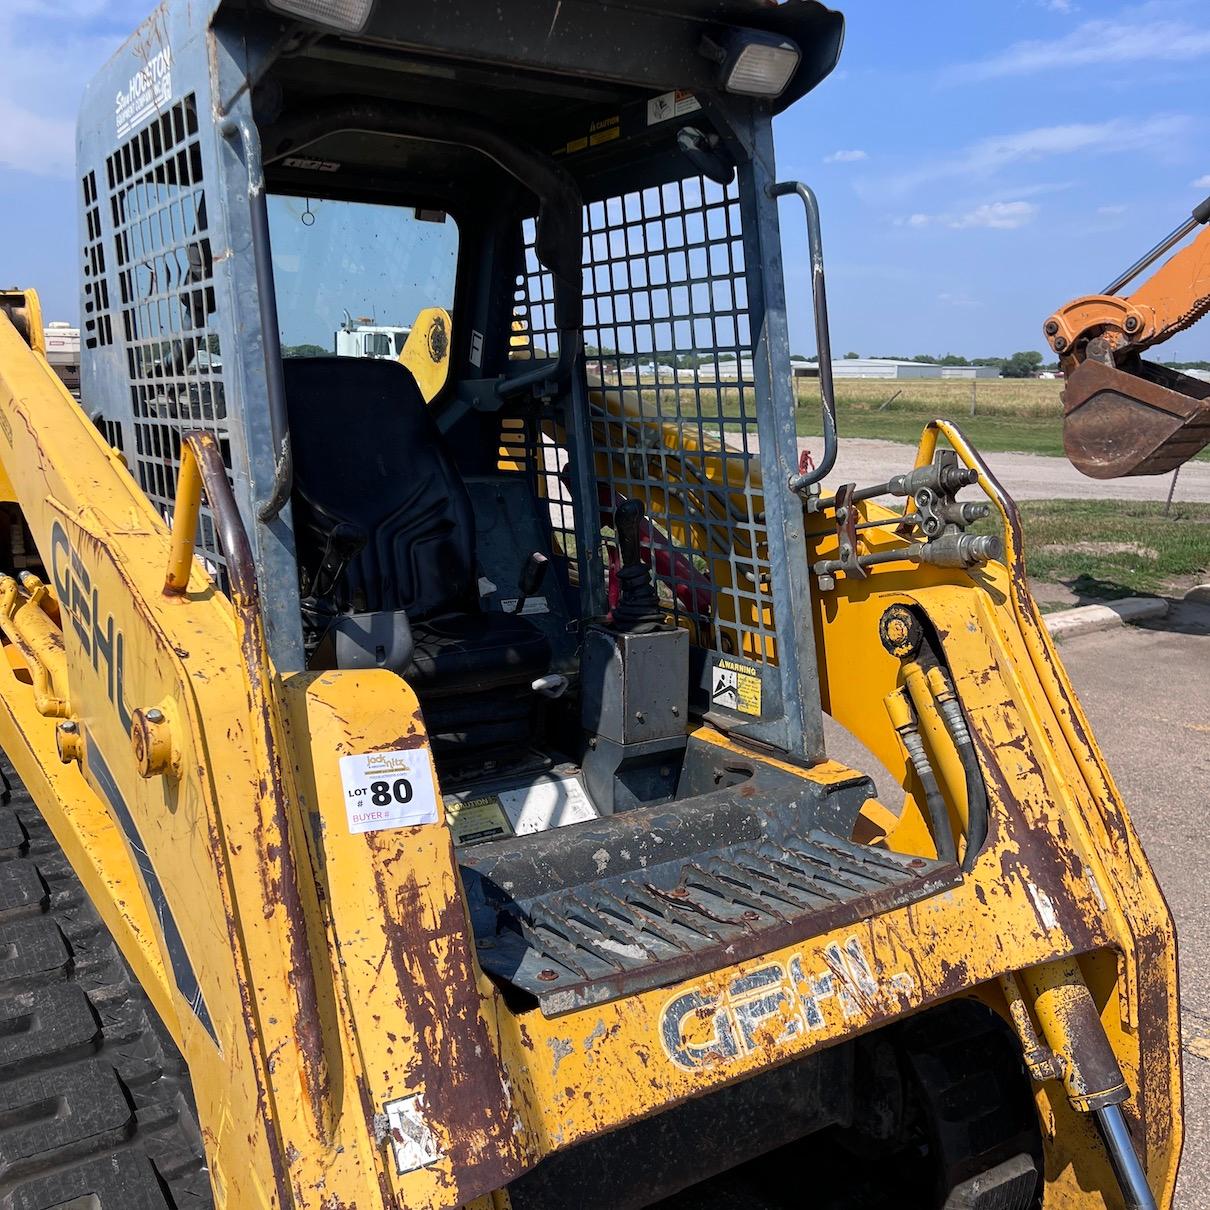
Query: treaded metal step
xmin=463 ymin=823 xmax=958 ymax=1016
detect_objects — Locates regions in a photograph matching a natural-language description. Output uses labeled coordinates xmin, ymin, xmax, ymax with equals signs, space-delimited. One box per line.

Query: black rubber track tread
xmin=0 ymin=753 xmax=213 ymax=1209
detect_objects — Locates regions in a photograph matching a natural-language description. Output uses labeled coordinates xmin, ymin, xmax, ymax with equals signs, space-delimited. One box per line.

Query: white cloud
xmin=951 ymin=201 xmax=1038 ymax=229
xmin=1097 ymin=203 xmax=1128 ymax=216
xmin=824 ymin=149 xmax=868 ymax=164
xmin=0 ymin=2 xmax=136 ymax=177
xmin=881 ymin=116 xmax=1190 ymax=198
xmin=948 ymin=19 xmax=1210 ymax=83
xmin=1193 ymin=174 xmax=1210 ymax=188
xmin=0 ymin=101 xmax=75 ymax=177
xmin=939 ymin=291 xmax=982 ymax=308
xmin=959 ymin=117 xmax=1187 ymax=176
xmin=897 ymin=200 xmax=1038 ymax=231
xmin=1042 ymin=0 xmax=1075 ymax=11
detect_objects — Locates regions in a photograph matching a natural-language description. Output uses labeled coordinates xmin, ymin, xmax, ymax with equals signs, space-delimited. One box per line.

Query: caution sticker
xmin=711 ymin=658 xmax=763 ymax=717
xmin=444 ymin=774 xmax=598 ymax=845
xmin=339 ymin=749 xmax=439 ymax=834
xmin=646 ymin=89 xmax=701 ymax=126
xmin=445 ymin=795 xmax=514 ymax=846
xmin=499 ymin=596 xmax=549 ymax=615
xmin=498 ymin=776 xmax=597 ymax=835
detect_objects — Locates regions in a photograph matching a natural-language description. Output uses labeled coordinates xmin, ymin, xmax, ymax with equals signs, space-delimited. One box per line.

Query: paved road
xmin=1062 ymin=601 xmax=1210 ymax=1208
xmin=828 ymin=600 xmax=1209 ymax=1206
xmin=812 ymin=436 xmax=1210 ymax=503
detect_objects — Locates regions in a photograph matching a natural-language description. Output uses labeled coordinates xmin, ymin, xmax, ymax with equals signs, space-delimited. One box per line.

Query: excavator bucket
xmin=1062 ymin=356 xmax=1210 ymax=478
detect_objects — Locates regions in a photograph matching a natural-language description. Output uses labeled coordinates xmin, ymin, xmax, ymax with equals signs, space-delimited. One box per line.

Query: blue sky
xmin=2 ymin=0 xmax=1207 ymax=361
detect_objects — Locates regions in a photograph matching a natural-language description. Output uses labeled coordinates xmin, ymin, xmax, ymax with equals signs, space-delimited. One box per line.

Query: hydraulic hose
xmin=925 ymin=666 xmax=989 ymax=872
xmin=885 ymin=688 xmax=957 ymax=864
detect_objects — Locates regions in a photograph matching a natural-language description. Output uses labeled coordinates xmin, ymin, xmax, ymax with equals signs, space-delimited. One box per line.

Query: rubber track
xmin=0 ymin=754 xmax=213 ymax=1208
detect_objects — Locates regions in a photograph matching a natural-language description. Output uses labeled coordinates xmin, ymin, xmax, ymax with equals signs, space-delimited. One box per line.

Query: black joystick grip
xmin=615 ymin=499 xmax=644 ymax=568
xmin=611 ymin=499 xmax=666 ymax=633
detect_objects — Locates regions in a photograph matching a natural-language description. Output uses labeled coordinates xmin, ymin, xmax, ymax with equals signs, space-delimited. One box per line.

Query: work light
xmin=265 ymin=0 xmax=375 ymax=32
xmin=712 ymin=29 xmax=801 ymax=98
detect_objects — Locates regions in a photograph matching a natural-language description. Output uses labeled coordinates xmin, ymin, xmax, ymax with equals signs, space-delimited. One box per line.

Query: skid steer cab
xmin=0 ymin=1 xmax=1181 ymax=1208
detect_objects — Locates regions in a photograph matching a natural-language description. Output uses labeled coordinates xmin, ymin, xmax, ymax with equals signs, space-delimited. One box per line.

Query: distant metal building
xmin=795 ymin=358 xmax=1000 ymax=380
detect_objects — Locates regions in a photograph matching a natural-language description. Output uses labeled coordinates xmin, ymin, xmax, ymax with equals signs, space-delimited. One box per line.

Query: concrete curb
xmin=1044 ymin=597 xmax=1169 ymax=640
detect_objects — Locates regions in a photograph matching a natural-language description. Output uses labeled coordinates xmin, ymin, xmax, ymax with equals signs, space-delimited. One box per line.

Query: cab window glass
xmin=267 ymin=196 xmax=457 ymax=357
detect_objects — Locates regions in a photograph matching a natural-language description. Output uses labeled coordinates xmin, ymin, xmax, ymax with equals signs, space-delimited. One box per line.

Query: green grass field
xmin=609 ymin=373 xmax=1210 ymax=460
xmin=793 ymin=377 xmax=1073 ymax=456
xmin=791 ymin=376 xmax=1210 ymax=462
xmin=978 ymin=499 xmax=1210 ymax=601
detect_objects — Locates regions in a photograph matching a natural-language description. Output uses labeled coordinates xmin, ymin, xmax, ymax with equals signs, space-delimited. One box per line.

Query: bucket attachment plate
xmin=460 ymin=795 xmax=958 ymax=1015
xmin=1063 ymin=357 xmax=1210 ymax=478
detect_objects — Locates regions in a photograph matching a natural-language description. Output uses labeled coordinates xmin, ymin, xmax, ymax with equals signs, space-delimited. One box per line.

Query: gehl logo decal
xmin=660 ymin=936 xmax=915 ymax=1070
xmin=50 ymin=521 xmax=133 ymax=731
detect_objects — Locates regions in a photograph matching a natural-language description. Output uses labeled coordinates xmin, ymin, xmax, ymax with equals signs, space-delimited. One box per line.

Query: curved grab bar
xmin=769 ymin=181 xmax=838 ymax=492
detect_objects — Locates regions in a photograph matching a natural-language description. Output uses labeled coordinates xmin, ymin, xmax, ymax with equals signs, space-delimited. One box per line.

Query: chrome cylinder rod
xmin=1103 ymin=192 xmax=1210 ymax=295
xmin=1095 ymin=1103 xmax=1157 ymax=1210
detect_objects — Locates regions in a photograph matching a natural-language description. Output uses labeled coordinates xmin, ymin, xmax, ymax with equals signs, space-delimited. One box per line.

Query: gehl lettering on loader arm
xmin=0 ymin=1 xmax=1185 ymax=1208
xmin=49 ymin=522 xmax=134 ymax=734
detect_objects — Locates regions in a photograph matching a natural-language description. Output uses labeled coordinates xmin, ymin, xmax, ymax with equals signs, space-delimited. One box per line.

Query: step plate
xmin=463 ymin=828 xmax=959 ymax=1016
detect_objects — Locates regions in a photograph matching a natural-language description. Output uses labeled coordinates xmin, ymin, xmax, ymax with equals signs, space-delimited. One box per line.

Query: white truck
xmin=334 ymin=310 xmax=411 ymax=359
xmin=43 ymin=320 xmax=80 ymax=393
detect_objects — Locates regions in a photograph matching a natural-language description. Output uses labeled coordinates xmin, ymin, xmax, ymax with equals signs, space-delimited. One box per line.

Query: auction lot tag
xmin=340 ymin=749 xmax=439 ymax=834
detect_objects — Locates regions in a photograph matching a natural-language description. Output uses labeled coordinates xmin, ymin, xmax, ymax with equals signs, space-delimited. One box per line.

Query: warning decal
xmin=646 ymin=89 xmax=702 ymax=126
xmin=711 ymin=658 xmax=762 ymax=717
xmin=445 ymin=795 xmax=513 ymax=846
xmin=444 ymin=773 xmax=598 ymax=846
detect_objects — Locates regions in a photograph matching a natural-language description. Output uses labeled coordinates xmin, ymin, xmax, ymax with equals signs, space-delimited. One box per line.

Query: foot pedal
xmin=943 ymin=1154 xmax=1038 ymax=1210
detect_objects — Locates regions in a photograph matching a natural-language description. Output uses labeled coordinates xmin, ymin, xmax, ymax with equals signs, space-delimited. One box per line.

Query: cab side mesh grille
xmin=520 ymin=175 xmax=775 ymax=663
xmin=81 ymin=171 xmax=112 ymax=351
xmin=106 ymin=93 xmax=228 ymax=582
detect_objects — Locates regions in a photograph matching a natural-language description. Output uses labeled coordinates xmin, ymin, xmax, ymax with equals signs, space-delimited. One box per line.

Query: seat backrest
xmin=284 ymin=356 xmax=476 ymax=619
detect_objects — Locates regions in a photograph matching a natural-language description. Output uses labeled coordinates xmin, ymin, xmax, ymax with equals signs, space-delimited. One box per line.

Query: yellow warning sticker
xmin=557 ymin=114 xmax=620 ymax=156
xmin=711 ymin=658 xmax=763 ymax=717
xmin=444 ymin=795 xmax=513 ymax=846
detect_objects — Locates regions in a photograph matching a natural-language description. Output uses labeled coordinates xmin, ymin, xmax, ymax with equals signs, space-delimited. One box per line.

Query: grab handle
xmin=770 ymin=181 xmax=837 ymax=493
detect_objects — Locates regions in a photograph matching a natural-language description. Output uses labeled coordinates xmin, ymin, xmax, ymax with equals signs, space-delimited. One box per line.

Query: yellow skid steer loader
xmin=0 ymin=2 xmax=1182 ymax=1207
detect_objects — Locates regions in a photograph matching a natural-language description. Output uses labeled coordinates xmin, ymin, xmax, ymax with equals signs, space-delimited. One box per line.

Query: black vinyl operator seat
xmin=284 ymin=357 xmax=550 ymax=697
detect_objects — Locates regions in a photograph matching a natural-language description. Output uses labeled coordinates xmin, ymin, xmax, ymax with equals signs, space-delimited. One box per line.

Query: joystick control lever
xmin=611 ymin=499 xmax=666 ymax=632
xmin=512 ymin=551 xmax=549 ymax=615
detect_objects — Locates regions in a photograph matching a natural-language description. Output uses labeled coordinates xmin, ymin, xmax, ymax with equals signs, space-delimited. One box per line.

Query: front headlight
xmin=265 ymin=0 xmax=375 ymax=34
xmin=713 ymin=29 xmax=802 ymax=99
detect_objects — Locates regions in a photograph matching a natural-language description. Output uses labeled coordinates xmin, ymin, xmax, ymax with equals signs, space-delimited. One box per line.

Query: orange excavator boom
xmin=1044 ymin=193 xmax=1210 ymax=478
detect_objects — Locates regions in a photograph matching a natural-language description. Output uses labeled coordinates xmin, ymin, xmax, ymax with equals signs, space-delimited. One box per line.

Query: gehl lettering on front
xmin=660 ymin=936 xmax=914 ymax=1070
xmin=51 ymin=521 xmax=133 ymax=732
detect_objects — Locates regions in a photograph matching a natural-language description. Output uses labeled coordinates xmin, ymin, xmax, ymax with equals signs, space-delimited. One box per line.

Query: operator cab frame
xmin=71 ymin=0 xmax=965 ymax=1020
xmin=247 ymin=0 xmax=839 ymax=760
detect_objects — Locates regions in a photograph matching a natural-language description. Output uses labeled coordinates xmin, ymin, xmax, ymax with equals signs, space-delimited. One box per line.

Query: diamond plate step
xmin=462 ymin=804 xmax=958 ymax=1016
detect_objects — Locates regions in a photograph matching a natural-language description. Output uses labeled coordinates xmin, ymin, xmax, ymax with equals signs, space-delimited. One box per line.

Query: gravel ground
xmin=813 ymin=436 xmax=1210 ymax=504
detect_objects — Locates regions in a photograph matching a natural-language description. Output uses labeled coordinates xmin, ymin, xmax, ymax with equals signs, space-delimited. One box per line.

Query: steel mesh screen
xmin=520 ymin=174 xmax=775 ymax=662
xmin=81 ymin=171 xmax=113 ymax=351
xmin=106 ymin=94 xmax=228 ymax=581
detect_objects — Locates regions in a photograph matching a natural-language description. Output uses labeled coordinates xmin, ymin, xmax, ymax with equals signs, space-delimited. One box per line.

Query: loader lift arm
xmin=1044 ymin=192 xmax=1210 ymax=478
